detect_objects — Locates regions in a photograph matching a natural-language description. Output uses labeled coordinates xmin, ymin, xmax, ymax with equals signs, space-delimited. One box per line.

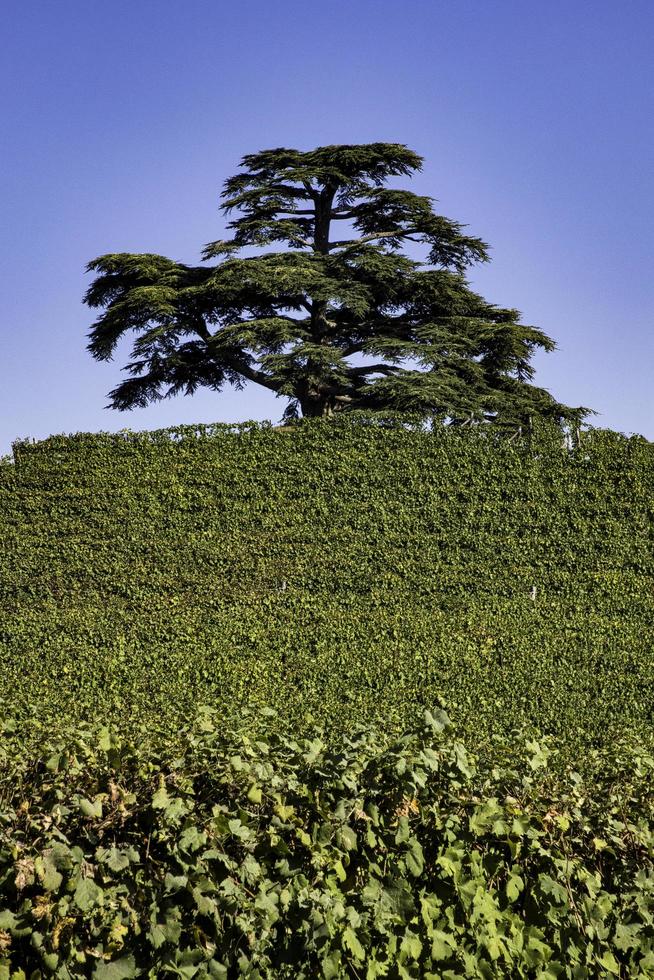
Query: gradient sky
xmin=2 ymin=0 xmax=652 ymax=454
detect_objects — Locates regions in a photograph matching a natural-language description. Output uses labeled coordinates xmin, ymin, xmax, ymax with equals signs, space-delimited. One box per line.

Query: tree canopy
xmin=85 ymin=142 xmax=589 ymax=427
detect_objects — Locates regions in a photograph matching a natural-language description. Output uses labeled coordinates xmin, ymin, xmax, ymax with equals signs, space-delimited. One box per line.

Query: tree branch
xmin=193 ymin=318 xmax=212 ymax=342
xmin=346 ymin=363 xmax=401 ymax=376
xmin=328 ymin=232 xmax=401 ymax=251
xmin=192 ymin=318 xmax=282 ymax=394
xmin=222 ymin=352 xmax=281 ymax=393
xmin=266 ymin=183 xmax=313 ymax=200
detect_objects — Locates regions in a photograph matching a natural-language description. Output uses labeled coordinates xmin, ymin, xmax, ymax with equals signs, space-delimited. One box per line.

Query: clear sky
xmin=2 ymin=0 xmax=652 ymax=454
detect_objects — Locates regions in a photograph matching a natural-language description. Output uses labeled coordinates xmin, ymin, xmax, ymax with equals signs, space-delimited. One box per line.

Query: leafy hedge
xmin=2 ymin=416 xmax=653 ymax=751
xmin=1 ymin=707 xmax=654 ymax=978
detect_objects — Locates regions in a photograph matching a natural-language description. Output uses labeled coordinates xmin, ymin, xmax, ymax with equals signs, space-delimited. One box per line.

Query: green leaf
xmin=273 ymin=802 xmax=295 ymax=821
xmin=337 ymin=826 xmax=357 ymax=851
xmin=0 ymin=910 xmax=19 ymax=931
xmin=152 ymin=784 xmax=170 ymax=809
xmin=343 ymin=927 xmax=366 ymax=961
xmin=405 ymin=837 xmax=424 ymax=877
xmin=430 ymin=929 xmax=457 ymax=961
xmin=247 ymin=784 xmax=262 ymax=805
xmin=400 ymin=930 xmax=423 ymax=962
xmin=102 ymin=847 xmax=131 ymax=872
xmin=207 ymin=962 xmax=228 ymax=980
xmin=35 ymin=854 xmax=63 ymax=892
xmin=97 ymin=727 xmax=113 ymax=752
xmin=93 ymin=955 xmax=139 ymax=979
xmin=321 ymin=951 xmax=342 ymax=979
xmin=506 ymin=873 xmax=524 ymax=902
xmin=332 ymin=860 xmax=347 ymax=882
xmin=74 ymin=877 xmax=103 ymax=912
xmin=163 ymin=873 xmax=187 ymax=894
xmin=598 ymin=951 xmax=620 ymax=975
xmin=79 ymin=796 xmax=104 ymax=819
xmin=424 ymin=708 xmax=451 ymax=732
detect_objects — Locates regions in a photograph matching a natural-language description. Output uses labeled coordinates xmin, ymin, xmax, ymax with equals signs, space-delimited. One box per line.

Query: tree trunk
xmin=299 ymin=186 xmax=338 ymax=419
xmin=299 ymin=394 xmax=337 ymax=418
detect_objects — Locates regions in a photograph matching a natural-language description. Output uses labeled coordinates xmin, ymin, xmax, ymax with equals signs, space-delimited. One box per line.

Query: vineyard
xmin=1 ymin=416 xmax=654 ymax=976
xmin=2 ymin=416 xmax=653 ymax=749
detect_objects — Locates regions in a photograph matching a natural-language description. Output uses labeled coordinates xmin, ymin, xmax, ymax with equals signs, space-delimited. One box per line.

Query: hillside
xmin=2 ymin=417 xmax=654 ymax=976
xmin=1 ymin=416 xmax=653 ymax=752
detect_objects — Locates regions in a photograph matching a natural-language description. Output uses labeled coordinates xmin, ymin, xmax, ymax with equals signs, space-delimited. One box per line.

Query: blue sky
xmin=2 ymin=0 xmax=652 ymax=453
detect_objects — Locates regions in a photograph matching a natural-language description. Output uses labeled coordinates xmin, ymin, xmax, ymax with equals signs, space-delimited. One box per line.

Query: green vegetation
xmin=2 ymin=708 xmax=654 ymax=977
xmin=1 ymin=416 xmax=652 ymax=753
xmin=2 ymin=416 xmax=654 ymax=976
xmin=85 ymin=143 xmax=588 ymax=425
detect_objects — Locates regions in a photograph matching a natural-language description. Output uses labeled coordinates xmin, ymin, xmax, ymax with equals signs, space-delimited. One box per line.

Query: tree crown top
xmin=212 ymin=141 xmax=489 ymax=271
xmin=223 ymin=143 xmax=424 ymax=197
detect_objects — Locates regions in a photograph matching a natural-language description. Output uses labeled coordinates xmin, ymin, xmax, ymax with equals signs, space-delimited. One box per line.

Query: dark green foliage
xmin=1 ymin=708 xmax=654 ymax=977
xmin=85 ymin=144 xmax=589 ymax=425
xmin=1 ymin=417 xmax=652 ymax=755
